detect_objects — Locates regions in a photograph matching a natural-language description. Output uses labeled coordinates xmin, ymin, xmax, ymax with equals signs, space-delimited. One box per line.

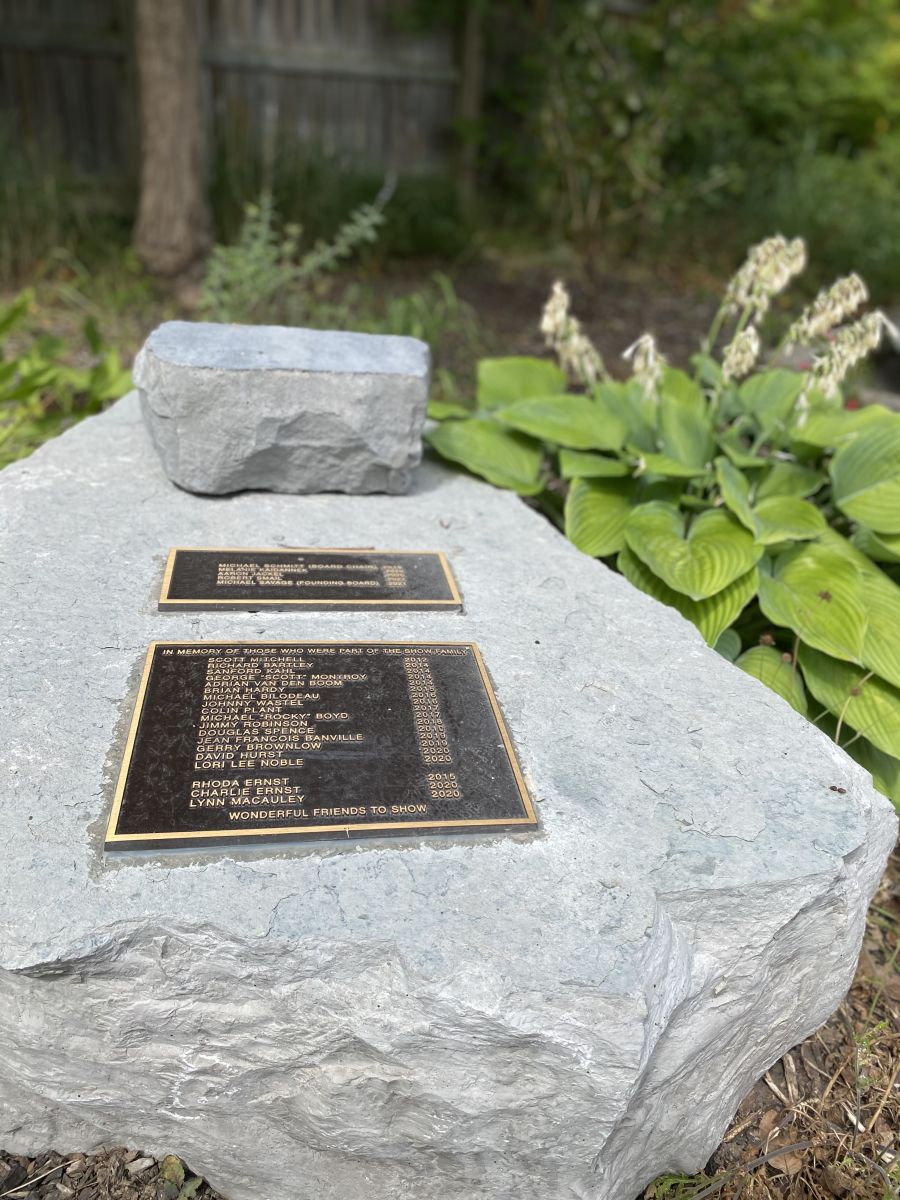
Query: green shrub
xmin=0 ymin=290 xmax=131 ymax=468
xmin=426 ymin=237 xmax=900 ymax=811
xmin=529 ymin=0 xmax=900 ymax=296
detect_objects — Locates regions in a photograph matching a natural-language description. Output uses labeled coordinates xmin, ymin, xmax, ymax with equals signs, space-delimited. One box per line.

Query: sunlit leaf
xmin=717 ymin=425 xmax=768 ymax=469
xmin=845 ymin=736 xmax=900 ymax=812
xmin=856 ymin=568 xmax=900 ymax=691
xmin=661 ymin=367 xmax=706 ymax=416
xmin=814 ymin=528 xmax=900 ymax=689
xmin=635 ymin=450 xmax=711 ymax=479
xmin=426 ymin=418 xmax=543 ymax=494
xmin=594 ymin=379 xmax=657 ymax=452
xmin=751 ymin=496 xmax=826 ymax=544
xmin=496 ymin=394 xmax=626 ymax=450
xmin=830 ymin=420 xmax=900 ymax=533
xmin=757 ymin=544 xmax=866 ymax=663
xmin=427 ymin=399 xmax=470 ymax=419
xmin=476 ymin=356 xmax=566 ymax=410
xmin=565 ymin=478 xmax=636 ymax=556
xmin=799 ymin=645 xmax=900 ymax=760
xmin=793 ymin=403 xmax=895 ymax=450
xmin=658 ymin=373 xmax=714 ymax=468
xmin=618 ymin=547 xmax=756 ymax=645
xmin=691 ymin=353 xmax=722 ymax=387
xmin=754 ymin=461 xmax=826 ymax=501
xmin=625 ymin=502 xmax=762 ymax=600
xmin=715 ymin=455 xmax=755 ymax=532
xmin=851 ymin=526 xmax=900 ymax=564
xmin=735 ymin=645 xmax=807 ymax=715
xmin=558 ymin=448 xmax=630 ymax=478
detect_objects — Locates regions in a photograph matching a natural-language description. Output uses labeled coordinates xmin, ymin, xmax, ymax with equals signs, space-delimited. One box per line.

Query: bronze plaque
xmin=106 ymin=641 xmax=536 ymax=851
xmin=159 ymin=548 xmax=461 ymax=611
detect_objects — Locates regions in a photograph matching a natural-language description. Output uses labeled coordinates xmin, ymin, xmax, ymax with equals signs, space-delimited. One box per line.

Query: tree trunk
xmin=133 ymin=0 xmax=210 ymax=280
xmin=456 ymin=0 xmax=485 ymax=219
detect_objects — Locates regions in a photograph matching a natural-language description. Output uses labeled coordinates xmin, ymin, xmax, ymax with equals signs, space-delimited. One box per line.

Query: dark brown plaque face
xmin=106 ymin=642 xmax=536 ymax=851
xmin=159 ymin=548 xmax=461 ymax=611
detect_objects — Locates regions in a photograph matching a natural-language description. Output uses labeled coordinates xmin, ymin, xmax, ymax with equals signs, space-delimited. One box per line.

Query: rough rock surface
xmin=0 ymin=393 xmax=895 ymax=1200
xmin=134 ymin=322 xmax=430 ymax=495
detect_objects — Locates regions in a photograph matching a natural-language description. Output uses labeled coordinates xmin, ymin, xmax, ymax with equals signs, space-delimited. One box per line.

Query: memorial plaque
xmin=159 ymin=548 xmax=461 ymax=610
xmin=106 ymin=641 xmax=536 ymax=851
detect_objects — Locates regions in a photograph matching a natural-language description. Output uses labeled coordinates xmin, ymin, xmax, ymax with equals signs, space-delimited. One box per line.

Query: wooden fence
xmin=0 ymin=0 xmax=459 ymax=176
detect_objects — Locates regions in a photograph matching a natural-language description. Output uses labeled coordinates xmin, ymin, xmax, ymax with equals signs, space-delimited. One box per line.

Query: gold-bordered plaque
xmin=105 ymin=641 xmax=537 ymax=852
xmin=159 ymin=548 xmax=461 ymax=611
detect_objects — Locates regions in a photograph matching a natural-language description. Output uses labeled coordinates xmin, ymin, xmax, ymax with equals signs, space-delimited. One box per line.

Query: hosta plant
xmin=426 ymin=237 xmax=900 ymax=811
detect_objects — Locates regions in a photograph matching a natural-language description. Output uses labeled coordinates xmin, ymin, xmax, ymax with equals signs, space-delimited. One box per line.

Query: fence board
xmin=0 ymin=0 xmax=457 ymax=176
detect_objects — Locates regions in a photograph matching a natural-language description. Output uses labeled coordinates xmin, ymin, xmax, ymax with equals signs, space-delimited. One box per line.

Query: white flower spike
xmin=540 ymin=281 xmax=610 ymax=387
xmin=622 ymin=333 xmax=665 ymax=397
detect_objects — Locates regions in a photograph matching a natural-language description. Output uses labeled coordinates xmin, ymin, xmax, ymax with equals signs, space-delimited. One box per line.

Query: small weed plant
xmin=200 ymin=188 xmax=387 ymax=325
xmin=427 ymin=236 xmax=900 ymax=812
xmin=200 ymin=192 xmax=481 ymax=394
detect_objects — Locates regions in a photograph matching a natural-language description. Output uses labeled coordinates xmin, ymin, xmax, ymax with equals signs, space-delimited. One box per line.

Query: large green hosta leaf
xmin=658 ymin=370 xmax=714 ymax=468
xmin=594 ymin=380 xmax=657 ymax=452
xmin=816 ymin=526 xmax=882 ymax=576
xmin=830 ymin=421 xmax=900 ymax=533
xmin=816 ymin=713 xmax=900 ymax=811
xmin=735 ymin=645 xmax=807 ymax=715
xmin=852 ymin=526 xmax=900 ymax=564
xmin=714 ymin=628 xmax=742 ymax=661
xmin=428 ymin=398 xmax=471 ymax=420
xmin=476 ymin=357 xmax=566 ymax=410
xmin=857 ymin=569 xmax=900 ymax=691
xmin=717 ymin=425 xmax=769 ymax=469
xmin=738 ymin=370 xmax=804 ymax=437
xmin=426 ymin=418 xmax=543 ymax=494
xmin=565 ymin=478 xmax=636 ymax=556
xmin=625 ymin=502 xmax=762 ymax=600
xmin=496 ymin=394 xmax=627 ymax=451
xmin=661 ymin=367 xmax=706 ymax=414
xmin=617 ymin=546 xmax=757 ymax=645
xmin=757 ymin=543 xmax=867 ymax=663
xmin=792 ymin=403 xmax=895 ymax=450
xmin=751 ymin=496 xmax=826 ymax=544
xmin=814 ymin=528 xmax=900 ymax=690
xmin=558 ymin=448 xmax=630 ymax=479
xmin=715 ymin=456 xmax=755 ymax=530
xmin=635 ymin=450 xmax=711 ymax=480
xmin=715 ymin=458 xmax=825 ymax=544
xmin=755 ymin=461 xmax=826 ymax=500
xmin=846 ymin=736 xmax=900 ymax=811
xmin=799 ymin=645 xmax=900 ymax=760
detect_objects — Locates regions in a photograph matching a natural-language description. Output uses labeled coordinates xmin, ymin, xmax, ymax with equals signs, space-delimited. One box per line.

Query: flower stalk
xmin=540 ymin=281 xmax=611 ymax=386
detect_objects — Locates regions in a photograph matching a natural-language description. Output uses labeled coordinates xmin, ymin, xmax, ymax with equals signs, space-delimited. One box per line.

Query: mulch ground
xmin=1 ymin=851 xmax=895 ymax=1200
xmin=0 ymin=1151 xmax=223 ymax=1200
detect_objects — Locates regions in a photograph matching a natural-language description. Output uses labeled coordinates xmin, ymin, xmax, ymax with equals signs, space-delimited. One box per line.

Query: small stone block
xmin=134 ymin=321 xmax=431 ymax=495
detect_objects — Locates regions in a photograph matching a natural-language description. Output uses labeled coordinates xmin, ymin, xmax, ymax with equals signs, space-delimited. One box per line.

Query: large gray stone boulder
xmin=0 ymin=394 xmax=895 ymax=1200
xmin=134 ymin=322 xmax=430 ymax=495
